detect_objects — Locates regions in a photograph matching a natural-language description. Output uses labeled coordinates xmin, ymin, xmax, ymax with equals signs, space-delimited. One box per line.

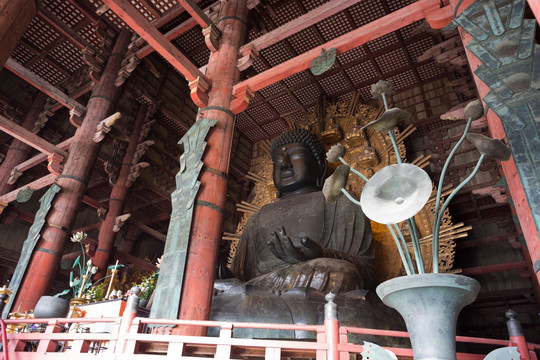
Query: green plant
xmin=87 ymin=282 xmax=106 ymax=302
xmin=136 ymin=272 xmax=158 ymax=300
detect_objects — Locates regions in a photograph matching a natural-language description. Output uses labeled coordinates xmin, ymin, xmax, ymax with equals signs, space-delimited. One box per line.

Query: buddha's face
xmin=272 ymin=142 xmax=320 ymax=194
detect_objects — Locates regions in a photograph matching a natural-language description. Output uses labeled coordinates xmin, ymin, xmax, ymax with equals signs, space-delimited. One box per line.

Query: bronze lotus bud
xmin=464 ymin=100 xmax=483 ymax=120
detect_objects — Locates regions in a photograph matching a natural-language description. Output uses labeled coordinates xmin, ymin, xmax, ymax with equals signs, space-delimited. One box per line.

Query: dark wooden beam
xmin=113 ymin=249 xmax=158 ymax=272
xmin=233 ymin=0 xmax=440 ymax=97
xmin=0 ymin=173 xmax=56 ymax=204
xmin=4 ymin=58 xmax=87 ymax=112
xmin=0 ymin=114 xmax=68 ymax=158
xmin=37 ymin=6 xmax=95 ymax=52
xmin=130 ymin=220 xmax=167 ymax=242
xmin=135 ymin=2 xmax=220 ymax=59
xmin=101 ymin=0 xmax=208 ymax=82
xmin=239 ymin=0 xmax=366 ymax=54
xmin=176 ymin=0 xmax=215 ymax=29
xmin=460 ymin=261 xmax=529 ymax=276
xmin=83 ymin=195 xmax=108 ymax=210
xmin=12 ymin=137 xmax=73 ymax=177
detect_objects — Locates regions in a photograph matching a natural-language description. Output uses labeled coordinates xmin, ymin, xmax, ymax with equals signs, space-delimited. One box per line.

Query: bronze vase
xmin=376 ymin=274 xmax=480 ymax=360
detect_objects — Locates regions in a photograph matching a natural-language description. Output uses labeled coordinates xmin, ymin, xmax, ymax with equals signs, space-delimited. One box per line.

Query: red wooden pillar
xmin=449 ymin=0 xmax=540 ymax=286
xmin=0 ymin=0 xmax=40 ymax=69
xmin=0 ymin=93 xmax=47 ymax=194
xmin=93 ymin=103 xmax=148 ymax=278
xmin=119 ymin=225 xmax=141 ymax=255
xmin=14 ymin=31 xmax=131 ymax=311
xmin=177 ymin=0 xmax=249 ymax=334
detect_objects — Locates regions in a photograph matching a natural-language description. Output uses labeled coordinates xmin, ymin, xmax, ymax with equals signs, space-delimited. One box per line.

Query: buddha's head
xmin=270 ymin=129 xmax=327 ymax=196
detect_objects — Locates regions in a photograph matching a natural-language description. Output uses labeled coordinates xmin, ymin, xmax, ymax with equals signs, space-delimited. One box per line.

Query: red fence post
xmin=115 ymin=287 xmax=139 ymax=355
xmin=506 ymin=310 xmax=532 ymax=360
xmin=325 ymin=293 xmax=339 ymax=360
xmin=0 ymin=319 xmax=8 ymax=360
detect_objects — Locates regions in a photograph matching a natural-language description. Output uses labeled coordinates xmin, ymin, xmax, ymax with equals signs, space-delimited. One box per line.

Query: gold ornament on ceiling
xmin=224 ymin=90 xmax=466 ymax=282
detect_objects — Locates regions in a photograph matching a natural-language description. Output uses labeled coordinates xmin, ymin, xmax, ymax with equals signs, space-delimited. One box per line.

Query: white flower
xmin=91 ymin=266 xmax=98 ymax=274
xmin=70 ymin=231 xmax=87 ymax=243
xmin=87 ymin=259 xmax=92 ymax=267
xmin=326 ymin=143 xmax=345 ymax=163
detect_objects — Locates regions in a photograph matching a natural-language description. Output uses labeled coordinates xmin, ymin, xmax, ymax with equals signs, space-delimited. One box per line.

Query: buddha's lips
xmin=280 ymin=170 xmax=294 ymax=179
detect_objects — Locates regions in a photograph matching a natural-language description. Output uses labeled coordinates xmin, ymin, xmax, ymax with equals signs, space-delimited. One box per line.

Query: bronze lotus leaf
xmin=360 ymin=108 xmax=411 ymax=132
xmin=360 ymin=163 xmax=432 ymax=224
xmin=322 ymin=164 xmax=350 ymax=202
xmin=466 ymin=133 xmax=511 ymax=161
xmin=464 ymin=100 xmax=484 ymax=120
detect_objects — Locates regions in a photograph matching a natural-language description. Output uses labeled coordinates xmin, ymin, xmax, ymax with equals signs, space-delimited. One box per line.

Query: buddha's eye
xmin=274 ymin=154 xmax=284 ymax=163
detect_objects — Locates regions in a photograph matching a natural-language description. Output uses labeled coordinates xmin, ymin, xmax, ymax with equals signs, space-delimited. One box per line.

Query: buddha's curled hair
xmin=270 ymin=128 xmax=327 ymax=173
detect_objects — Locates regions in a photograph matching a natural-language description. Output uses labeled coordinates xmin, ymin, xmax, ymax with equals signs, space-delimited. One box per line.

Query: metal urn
xmin=376 ymin=274 xmax=480 ymax=360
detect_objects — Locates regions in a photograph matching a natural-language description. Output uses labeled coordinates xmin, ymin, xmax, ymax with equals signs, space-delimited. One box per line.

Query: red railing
xmin=1 ymin=310 xmax=539 ymax=360
xmin=1 ymin=319 xmax=8 ymax=360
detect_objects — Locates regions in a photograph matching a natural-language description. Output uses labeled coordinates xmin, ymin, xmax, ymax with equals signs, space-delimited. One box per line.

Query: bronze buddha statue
xmin=211 ymin=129 xmax=403 ymax=341
xmin=231 ymin=128 xmax=376 ymax=293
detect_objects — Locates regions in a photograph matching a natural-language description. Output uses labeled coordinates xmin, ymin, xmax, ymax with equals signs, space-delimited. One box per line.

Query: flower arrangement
xmin=135 ymin=272 xmax=158 ymax=300
xmin=54 ymin=232 xmax=124 ymax=300
xmin=55 ymin=232 xmax=98 ymax=298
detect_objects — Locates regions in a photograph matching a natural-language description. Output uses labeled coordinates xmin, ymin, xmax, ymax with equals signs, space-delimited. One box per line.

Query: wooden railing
xmin=1 ymin=297 xmax=539 ymax=360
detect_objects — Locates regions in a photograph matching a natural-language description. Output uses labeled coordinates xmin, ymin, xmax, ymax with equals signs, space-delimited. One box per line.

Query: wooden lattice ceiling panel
xmin=30 ymin=58 xmax=67 ymax=85
xmin=271 ymin=1 xmax=304 ymax=27
xmin=292 ymin=82 xmax=322 ymax=105
xmin=375 ymin=48 xmax=409 ymax=74
xmin=235 ymin=113 xmax=253 ymax=131
xmin=348 ymin=0 xmax=386 ymax=26
xmin=261 ymin=118 xmax=288 ymax=137
xmin=23 ymin=17 xmax=61 ymax=52
xmin=406 ymin=37 xmax=437 ymax=60
xmin=267 ymin=94 xmax=299 ymax=114
xmin=318 ymin=71 xmax=351 ymax=95
xmin=316 ymin=12 xmax=353 ymax=42
xmin=43 ymin=0 xmax=86 ymax=27
xmin=366 ymin=33 xmax=400 ymax=53
xmin=48 ymin=42 xmax=87 ymax=73
xmin=11 ymin=45 xmax=36 ymax=65
xmin=344 ymin=61 xmax=379 ymax=86
xmin=336 ymin=46 xmax=368 ymax=65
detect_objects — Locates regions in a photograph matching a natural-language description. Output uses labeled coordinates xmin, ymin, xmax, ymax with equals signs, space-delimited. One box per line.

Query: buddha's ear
xmin=316 ymin=160 xmax=328 ymax=189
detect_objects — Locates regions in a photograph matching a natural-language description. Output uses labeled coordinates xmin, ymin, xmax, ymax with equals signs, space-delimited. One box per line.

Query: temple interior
xmin=0 ymin=0 xmax=539 ymax=355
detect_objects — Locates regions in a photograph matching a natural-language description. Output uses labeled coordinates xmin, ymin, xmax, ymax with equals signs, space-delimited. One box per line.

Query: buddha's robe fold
xmin=231 ymin=192 xmax=376 ymax=292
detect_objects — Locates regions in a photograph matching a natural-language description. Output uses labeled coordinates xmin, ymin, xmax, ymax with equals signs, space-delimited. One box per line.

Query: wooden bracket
xmin=189 ymin=76 xmax=211 ymax=108
xmin=114 ymin=213 xmax=131 ymax=232
xmin=425 ymin=5 xmax=453 ymax=29
xmin=104 ymin=161 xmax=119 ymax=186
xmin=237 ymin=45 xmax=259 ymax=71
xmin=203 ymin=24 xmax=221 ymax=52
xmin=82 ymin=46 xmax=104 ymax=82
xmin=230 ymin=86 xmax=254 ymax=114
xmin=47 ymin=152 xmax=65 ymax=175
xmin=93 ymin=112 xmax=122 ymax=143
xmin=7 ymin=169 xmax=23 ymax=185
xmin=125 ymin=162 xmax=150 ymax=188
xmin=132 ymin=140 xmax=154 ymax=164
xmin=0 ymin=200 xmax=7 ymax=215
xmin=69 ymin=106 xmax=86 ymax=128
xmin=33 ymin=109 xmax=54 ymax=134
xmin=115 ymin=55 xmax=141 ymax=87
xmin=97 ymin=207 xmax=108 ymax=221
